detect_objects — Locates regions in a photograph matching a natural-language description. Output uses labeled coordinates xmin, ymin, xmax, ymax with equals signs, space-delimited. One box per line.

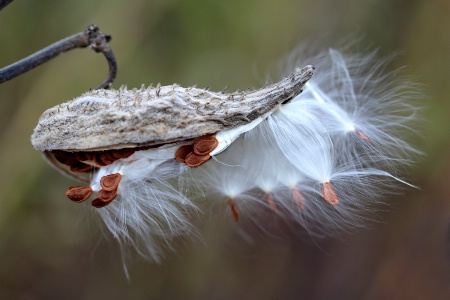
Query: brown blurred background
xmin=0 ymin=0 xmax=449 ymax=299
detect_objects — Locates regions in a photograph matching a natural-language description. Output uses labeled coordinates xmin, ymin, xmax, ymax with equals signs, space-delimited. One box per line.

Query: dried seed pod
xmin=66 ymin=186 xmax=93 ymax=203
xmin=31 ymin=66 xmax=313 ymax=181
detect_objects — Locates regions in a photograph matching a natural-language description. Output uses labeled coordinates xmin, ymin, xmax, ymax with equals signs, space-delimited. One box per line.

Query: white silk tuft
xmin=84 ymin=46 xmax=421 ymax=265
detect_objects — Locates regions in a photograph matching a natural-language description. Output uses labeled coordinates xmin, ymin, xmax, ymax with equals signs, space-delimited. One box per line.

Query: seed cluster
xmin=92 ymin=173 xmax=122 ymax=208
xmin=65 ymin=173 xmax=122 ymax=208
xmin=52 ymin=149 xmax=135 ymax=172
xmin=175 ymin=135 xmax=219 ymax=168
xmin=62 ymin=135 xmax=218 ymax=208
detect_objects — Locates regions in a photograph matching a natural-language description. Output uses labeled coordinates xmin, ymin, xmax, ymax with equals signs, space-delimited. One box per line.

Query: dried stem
xmin=0 ymin=0 xmax=14 ymax=11
xmin=0 ymin=24 xmax=117 ymax=89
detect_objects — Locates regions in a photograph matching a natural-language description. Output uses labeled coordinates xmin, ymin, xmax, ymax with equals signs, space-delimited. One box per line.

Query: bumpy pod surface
xmin=31 ymin=66 xmax=313 ymax=181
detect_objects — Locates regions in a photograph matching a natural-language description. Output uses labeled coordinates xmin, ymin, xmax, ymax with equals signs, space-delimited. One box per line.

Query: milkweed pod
xmin=31 ymin=66 xmax=314 ymax=182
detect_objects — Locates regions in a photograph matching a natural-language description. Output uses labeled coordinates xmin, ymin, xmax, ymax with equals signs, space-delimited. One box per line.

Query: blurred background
xmin=0 ymin=0 xmax=449 ymax=299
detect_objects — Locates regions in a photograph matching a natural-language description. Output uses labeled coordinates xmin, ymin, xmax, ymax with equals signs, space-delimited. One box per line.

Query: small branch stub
xmin=0 ymin=24 xmax=117 ymax=89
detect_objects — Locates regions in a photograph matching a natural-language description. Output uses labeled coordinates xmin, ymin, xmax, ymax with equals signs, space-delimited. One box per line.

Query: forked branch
xmin=0 ymin=22 xmax=117 ymax=89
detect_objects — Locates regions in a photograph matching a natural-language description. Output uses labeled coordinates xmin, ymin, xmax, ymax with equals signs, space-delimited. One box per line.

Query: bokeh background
xmin=0 ymin=0 xmax=449 ymax=299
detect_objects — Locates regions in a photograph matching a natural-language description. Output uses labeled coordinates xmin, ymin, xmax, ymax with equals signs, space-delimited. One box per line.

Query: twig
xmin=0 ymin=24 xmax=117 ymax=89
xmin=0 ymin=0 xmax=14 ymax=11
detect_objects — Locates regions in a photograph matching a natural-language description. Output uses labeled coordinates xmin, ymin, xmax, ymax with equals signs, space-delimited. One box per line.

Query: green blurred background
xmin=0 ymin=0 xmax=449 ymax=299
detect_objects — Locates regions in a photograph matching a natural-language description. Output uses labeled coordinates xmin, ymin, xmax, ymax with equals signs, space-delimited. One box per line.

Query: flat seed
xmin=93 ymin=152 xmax=108 ymax=166
xmin=92 ymin=197 xmax=113 ymax=208
xmin=93 ymin=152 xmax=115 ymax=166
xmin=74 ymin=151 xmax=93 ymax=161
xmin=97 ymin=188 xmax=118 ymax=202
xmin=322 ymin=182 xmax=339 ymax=206
xmin=111 ymin=150 xmax=124 ymax=159
xmin=98 ymin=152 xmax=115 ymax=165
xmin=228 ymin=198 xmax=239 ymax=221
xmin=100 ymin=173 xmax=122 ymax=191
xmin=111 ymin=148 xmax=135 ymax=159
xmin=354 ymin=130 xmax=371 ymax=142
xmin=266 ymin=193 xmax=277 ymax=213
xmin=184 ymin=152 xmax=210 ymax=168
xmin=70 ymin=161 xmax=93 ymax=172
xmin=83 ymin=152 xmax=94 ymax=161
xmin=66 ymin=186 xmax=93 ymax=203
xmin=53 ymin=150 xmax=77 ymax=166
xmin=103 ymin=150 xmax=118 ymax=162
xmin=193 ymin=136 xmax=218 ymax=155
xmin=175 ymin=145 xmax=193 ymax=163
xmin=291 ymin=188 xmax=305 ymax=209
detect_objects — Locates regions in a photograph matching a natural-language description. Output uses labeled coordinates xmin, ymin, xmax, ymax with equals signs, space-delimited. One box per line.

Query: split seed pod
xmin=31 ymin=66 xmax=314 ymax=182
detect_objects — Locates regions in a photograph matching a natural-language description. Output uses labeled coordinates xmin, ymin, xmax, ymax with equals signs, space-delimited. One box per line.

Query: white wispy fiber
xmin=191 ymin=47 xmax=421 ymax=236
xmin=89 ymin=146 xmax=197 ymax=263
xmin=293 ymin=49 xmax=422 ymax=172
xmin=87 ymin=46 xmax=421 ymax=262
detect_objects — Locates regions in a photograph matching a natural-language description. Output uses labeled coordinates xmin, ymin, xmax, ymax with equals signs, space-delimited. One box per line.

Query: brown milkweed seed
xmin=291 ymin=188 xmax=305 ymax=209
xmin=228 ymin=198 xmax=239 ymax=221
xmin=70 ymin=161 xmax=93 ymax=173
xmin=266 ymin=193 xmax=277 ymax=213
xmin=66 ymin=186 xmax=93 ymax=203
xmin=93 ymin=152 xmax=108 ymax=166
xmin=354 ymin=130 xmax=371 ymax=142
xmin=99 ymin=152 xmax=115 ymax=165
xmin=100 ymin=173 xmax=122 ymax=191
xmin=111 ymin=148 xmax=135 ymax=159
xmin=93 ymin=152 xmax=117 ymax=166
xmin=75 ymin=151 xmax=93 ymax=161
xmin=193 ymin=136 xmax=219 ymax=155
xmin=53 ymin=150 xmax=77 ymax=166
xmin=322 ymin=182 xmax=339 ymax=206
xmin=175 ymin=145 xmax=193 ymax=163
xmin=184 ymin=152 xmax=210 ymax=168
xmin=92 ymin=197 xmax=112 ymax=208
xmin=97 ymin=188 xmax=118 ymax=202
xmin=103 ymin=151 xmax=117 ymax=161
